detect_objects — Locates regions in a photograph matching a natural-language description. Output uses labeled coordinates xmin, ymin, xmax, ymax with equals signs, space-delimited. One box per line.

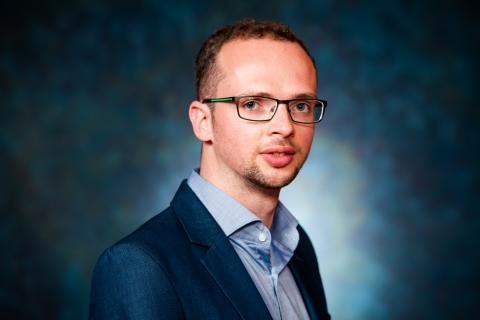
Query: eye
xmin=292 ymin=101 xmax=311 ymax=113
xmin=239 ymin=97 xmax=265 ymax=111
xmin=243 ymin=100 xmax=258 ymax=110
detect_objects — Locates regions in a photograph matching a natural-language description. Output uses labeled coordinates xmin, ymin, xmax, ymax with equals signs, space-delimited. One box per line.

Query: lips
xmin=260 ymin=146 xmax=295 ymax=168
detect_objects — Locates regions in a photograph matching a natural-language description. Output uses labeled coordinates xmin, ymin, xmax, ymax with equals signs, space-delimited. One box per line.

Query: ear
xmin=189 ymin=100 xmax=213 ymax=142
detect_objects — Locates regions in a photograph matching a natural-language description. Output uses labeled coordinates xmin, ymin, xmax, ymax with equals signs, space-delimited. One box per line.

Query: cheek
xmin=214 ymin=121 xmax=259 ymax=160
xmin=297 ymin=127 xmax=315 ymax=153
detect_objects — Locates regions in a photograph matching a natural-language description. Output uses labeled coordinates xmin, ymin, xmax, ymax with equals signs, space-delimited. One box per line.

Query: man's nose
xmin=268 ymin=103 xmax=294 ymax=137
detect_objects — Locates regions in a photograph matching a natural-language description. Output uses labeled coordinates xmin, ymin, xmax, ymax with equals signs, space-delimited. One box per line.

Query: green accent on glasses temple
xmin=204 ymin=97 xmax=234 ymax=102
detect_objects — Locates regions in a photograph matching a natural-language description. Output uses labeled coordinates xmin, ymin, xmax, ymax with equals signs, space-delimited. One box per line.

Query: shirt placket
xmin=255 ymin=225 xmax=284 ymax=320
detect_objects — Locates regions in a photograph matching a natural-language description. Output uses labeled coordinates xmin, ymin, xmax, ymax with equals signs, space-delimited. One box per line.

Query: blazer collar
xmin=171 ymin=180 xmax=219 ymax=246
xmin=171 ymin=180 xmax=272 ymax=320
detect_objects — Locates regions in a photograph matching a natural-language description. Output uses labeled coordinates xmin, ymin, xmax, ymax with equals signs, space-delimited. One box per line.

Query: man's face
xmin=208 ymin=38 xmax=317 ymax=190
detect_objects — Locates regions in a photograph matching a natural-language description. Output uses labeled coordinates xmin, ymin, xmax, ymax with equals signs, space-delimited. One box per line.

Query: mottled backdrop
xmin=1 ymin=0 xmax=478 ymax=319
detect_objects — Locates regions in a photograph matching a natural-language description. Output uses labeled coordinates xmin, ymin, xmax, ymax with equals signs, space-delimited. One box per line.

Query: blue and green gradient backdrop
xmin=1 ymin=0 xmax=478 ymax=319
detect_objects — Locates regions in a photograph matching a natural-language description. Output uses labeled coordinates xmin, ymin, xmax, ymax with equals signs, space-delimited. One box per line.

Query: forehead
xmin=215 ymin=38 xmax=317 ymax=97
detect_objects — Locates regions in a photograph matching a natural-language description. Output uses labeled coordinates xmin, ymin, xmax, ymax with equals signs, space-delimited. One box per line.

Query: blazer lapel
xmin=289 ymin=254 xmax=319 ymax=320
xmin=171 ymin=181 xmax=272 ymax=320
xmin=288 ymin=226 xmax=330 ymax=320
xmin=201 ymin=236 xmax=272 ymax=320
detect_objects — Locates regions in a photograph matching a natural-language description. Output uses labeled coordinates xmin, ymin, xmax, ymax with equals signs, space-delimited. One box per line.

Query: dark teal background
xmin=1 ymin=0 xmax=479 ymax=319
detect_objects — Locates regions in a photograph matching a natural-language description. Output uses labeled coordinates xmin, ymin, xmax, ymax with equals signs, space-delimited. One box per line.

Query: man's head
xmin=195 ymin=19 xmax=317 ymax=101
xmin=189 ymin=19 xmax=319 ymax=194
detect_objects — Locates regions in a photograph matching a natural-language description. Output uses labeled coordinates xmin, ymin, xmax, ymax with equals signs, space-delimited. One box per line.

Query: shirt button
xmin=258 ymin=232 xmax=267 ymax=242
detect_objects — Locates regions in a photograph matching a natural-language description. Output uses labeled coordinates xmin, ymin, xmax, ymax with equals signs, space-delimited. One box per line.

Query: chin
xmin=243 ymin=165 xmax=300 ymax=190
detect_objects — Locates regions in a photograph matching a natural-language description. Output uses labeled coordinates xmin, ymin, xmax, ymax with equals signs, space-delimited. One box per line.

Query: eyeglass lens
xmin=237 ymin=97 xmax=323 ymax=123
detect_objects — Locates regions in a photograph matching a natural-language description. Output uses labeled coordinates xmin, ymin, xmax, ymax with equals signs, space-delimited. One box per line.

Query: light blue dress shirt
xmin=187 ymin=170 xmax=310 ymax=320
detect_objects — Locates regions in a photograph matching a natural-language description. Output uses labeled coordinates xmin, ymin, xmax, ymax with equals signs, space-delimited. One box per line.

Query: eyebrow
xmin=237 ymin=91 xmax=318 ymax=99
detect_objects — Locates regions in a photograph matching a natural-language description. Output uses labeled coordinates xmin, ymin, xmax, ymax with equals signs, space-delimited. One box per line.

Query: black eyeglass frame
xmin=202 ymin=96 xmax=328 ymax=124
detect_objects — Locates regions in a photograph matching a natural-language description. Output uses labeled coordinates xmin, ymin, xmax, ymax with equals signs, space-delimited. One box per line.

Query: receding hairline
xmin=195 ymin=19 xmax=317 ymax=101
xmin=201 ymin=36 xmax=317 ymax=100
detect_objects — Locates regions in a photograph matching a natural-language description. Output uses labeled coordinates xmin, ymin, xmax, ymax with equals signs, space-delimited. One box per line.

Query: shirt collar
xmin=187 ymin=169 xmax=299 ymax=253
xmin=187 ymin=169 xmax=259 ymax=236
xmin=271 ymin=201 xmax=300 ymax=255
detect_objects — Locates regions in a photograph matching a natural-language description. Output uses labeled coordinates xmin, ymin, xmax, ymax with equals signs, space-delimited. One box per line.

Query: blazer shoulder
xmin=90 ymin=229 xmax=184 ymax=319
xmin=115 ymin=206 xmax=187 ymax=261
xmin=92 ymin=205 xmax=183 ymax=285
xmin=89 ymin=207 xmax=187 ymax=319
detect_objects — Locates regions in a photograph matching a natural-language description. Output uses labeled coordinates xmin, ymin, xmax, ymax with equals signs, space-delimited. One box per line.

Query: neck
xmin=235 ymin=180 xmax=280 ymax=228
xmin=199 ymin=164 xmax=280 ymax=228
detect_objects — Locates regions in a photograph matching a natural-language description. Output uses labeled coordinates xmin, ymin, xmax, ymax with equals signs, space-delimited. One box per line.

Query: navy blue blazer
xmin=89 ymin=181 xmax=330 ymax=319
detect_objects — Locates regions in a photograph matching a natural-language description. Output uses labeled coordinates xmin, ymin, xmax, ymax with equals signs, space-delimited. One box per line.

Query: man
xmin=89 ymin=19 xmax=330 ymax=319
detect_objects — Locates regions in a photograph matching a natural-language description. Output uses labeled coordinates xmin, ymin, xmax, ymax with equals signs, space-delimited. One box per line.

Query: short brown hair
xmin=195 ymin=19 xmax=316 ymax=100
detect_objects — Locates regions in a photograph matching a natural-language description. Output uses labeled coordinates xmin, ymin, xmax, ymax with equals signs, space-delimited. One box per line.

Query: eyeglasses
xmin=202 ymin=96 xmax=327 ymax=124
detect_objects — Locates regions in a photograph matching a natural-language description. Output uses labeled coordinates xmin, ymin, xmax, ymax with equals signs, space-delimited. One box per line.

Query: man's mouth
xmin=260 ymin=147 xmax=296 ymax=168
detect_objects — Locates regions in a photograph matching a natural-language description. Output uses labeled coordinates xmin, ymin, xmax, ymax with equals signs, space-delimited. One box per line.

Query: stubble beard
xmin=242 ymin=162 xmax=303 ymax=191
xmin=211 ymin=115 xmax=308 ymax=191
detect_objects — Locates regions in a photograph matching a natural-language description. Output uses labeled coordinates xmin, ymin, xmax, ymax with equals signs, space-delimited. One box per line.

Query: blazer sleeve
xmin=89 ymin=242 xmax=184 ymax=320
